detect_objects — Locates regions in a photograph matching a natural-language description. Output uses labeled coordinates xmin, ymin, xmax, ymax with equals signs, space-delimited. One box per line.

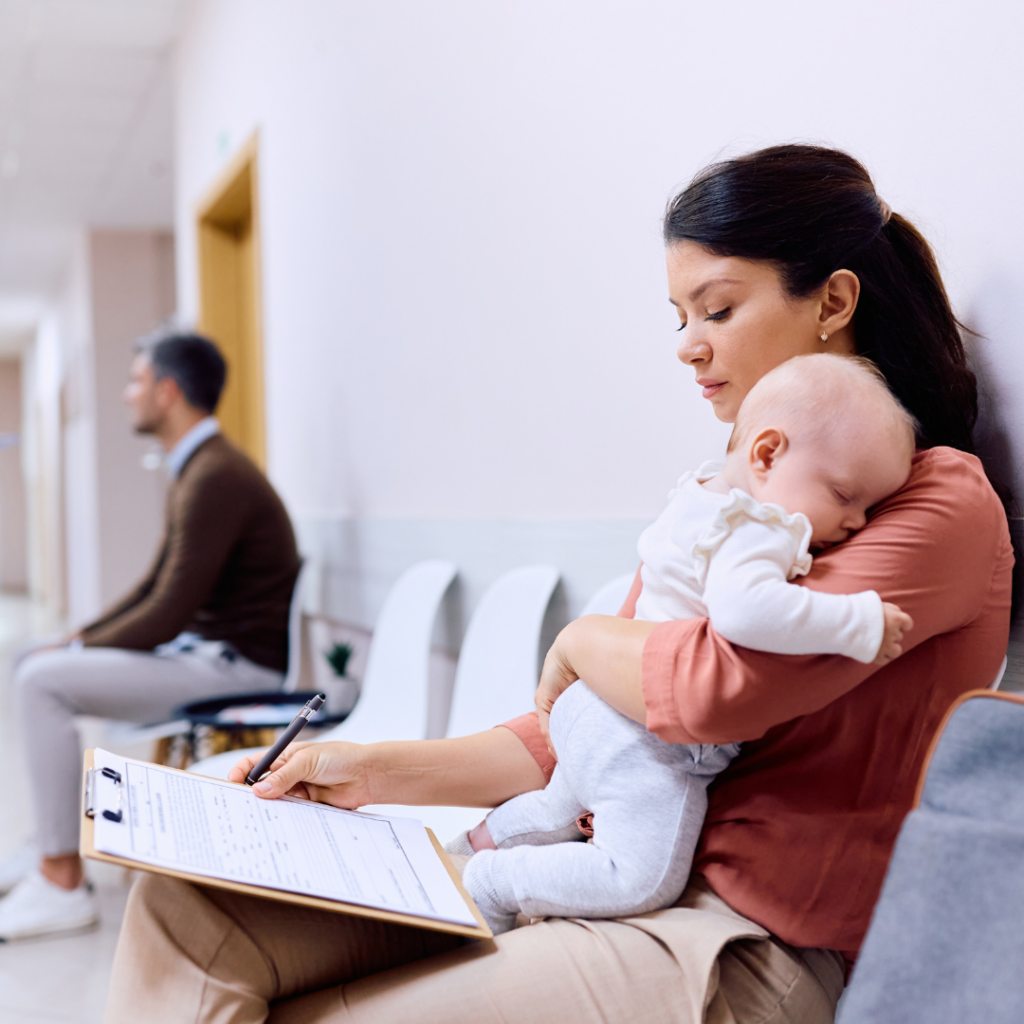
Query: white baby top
xmin=635 ymin=461 xmax=884 ymax=664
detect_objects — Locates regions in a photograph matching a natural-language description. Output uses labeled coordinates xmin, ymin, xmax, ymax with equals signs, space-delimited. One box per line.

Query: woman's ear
xmin=818 ymin=269 xmax=860 ymax=340
xmin=749 ymin=428 xmax=787 ymax=481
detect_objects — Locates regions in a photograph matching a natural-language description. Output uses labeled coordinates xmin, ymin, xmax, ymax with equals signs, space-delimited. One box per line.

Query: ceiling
xmin=0 ymin=0 xmax=188 ymax=344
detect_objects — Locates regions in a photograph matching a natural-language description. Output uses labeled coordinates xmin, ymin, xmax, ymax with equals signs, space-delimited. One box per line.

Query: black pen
xmin=244 ymin=693 xmax=326 ymax=786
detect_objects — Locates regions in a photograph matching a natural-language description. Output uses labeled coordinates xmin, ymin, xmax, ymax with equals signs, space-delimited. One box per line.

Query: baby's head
xmin=725 ymin=354 xmax=917 ymax=549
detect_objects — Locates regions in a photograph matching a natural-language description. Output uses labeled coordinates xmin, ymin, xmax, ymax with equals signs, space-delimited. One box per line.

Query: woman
xmin=103 ymin=146 xmax=1013 ymax=1024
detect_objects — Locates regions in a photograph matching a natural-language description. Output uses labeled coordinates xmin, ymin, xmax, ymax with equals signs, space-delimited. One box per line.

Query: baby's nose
xmin=843 ymin=509 xmax=868 ymax=532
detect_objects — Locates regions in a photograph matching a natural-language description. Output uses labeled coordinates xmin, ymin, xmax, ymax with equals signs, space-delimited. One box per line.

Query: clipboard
xmin=80 ymin=750 xmax=492 ymax=939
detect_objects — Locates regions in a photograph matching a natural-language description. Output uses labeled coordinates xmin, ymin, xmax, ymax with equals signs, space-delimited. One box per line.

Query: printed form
xmin=91 ymin=748 xmax=477 ymax=927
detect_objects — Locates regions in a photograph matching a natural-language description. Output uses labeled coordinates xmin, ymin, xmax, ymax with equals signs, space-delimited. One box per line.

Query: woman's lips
xmin=697 ymin=378 xmax=726 ymax=399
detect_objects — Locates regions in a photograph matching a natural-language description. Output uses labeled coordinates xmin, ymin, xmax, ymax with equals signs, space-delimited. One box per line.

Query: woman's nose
xmin=676 ymin=326 xmax=710 ymax=366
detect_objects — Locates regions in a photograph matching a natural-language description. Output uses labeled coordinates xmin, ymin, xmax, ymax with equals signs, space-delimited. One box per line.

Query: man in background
xmin=0 ymin=330 xmax=300 ymax=940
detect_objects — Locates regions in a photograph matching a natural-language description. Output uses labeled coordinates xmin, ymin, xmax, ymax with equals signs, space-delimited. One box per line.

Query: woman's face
xmin=666 ymin=241 xmax=834 ymax=423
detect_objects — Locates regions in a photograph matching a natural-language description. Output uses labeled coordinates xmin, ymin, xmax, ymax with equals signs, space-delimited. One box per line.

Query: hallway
xmin=0 ymin=596 xmax=129 ymax=1024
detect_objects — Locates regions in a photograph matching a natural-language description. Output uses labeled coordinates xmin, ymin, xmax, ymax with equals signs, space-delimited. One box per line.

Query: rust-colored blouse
xmin=504 ymin=448 xmax=1013 ymax=960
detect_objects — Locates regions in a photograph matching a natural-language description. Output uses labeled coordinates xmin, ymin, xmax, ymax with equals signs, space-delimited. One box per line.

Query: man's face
xmin=124 ymin=353 xmax=169 ymax=434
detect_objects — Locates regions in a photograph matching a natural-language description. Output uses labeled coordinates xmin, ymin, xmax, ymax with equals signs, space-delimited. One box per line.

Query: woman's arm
xmin=229 ymin=726 xmax=547 ymax=807
xmin=535 ymin=615 xmax=656 ymax=738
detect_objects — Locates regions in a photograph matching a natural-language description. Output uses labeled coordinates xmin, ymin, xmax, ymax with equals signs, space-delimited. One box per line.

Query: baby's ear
xmin=749 ymin=427 xmax=787 ymax=478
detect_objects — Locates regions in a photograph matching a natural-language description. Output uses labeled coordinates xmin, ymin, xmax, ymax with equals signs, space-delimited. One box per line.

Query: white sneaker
xmin=0 ymin=842 xmax=39 ymax=894
xmin=0 ymin=870 xmax=99 ymax=941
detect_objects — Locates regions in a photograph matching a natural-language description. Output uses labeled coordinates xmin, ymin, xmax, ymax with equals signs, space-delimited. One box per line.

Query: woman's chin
xmin=709 ymin=395 xmax=739 ymax=423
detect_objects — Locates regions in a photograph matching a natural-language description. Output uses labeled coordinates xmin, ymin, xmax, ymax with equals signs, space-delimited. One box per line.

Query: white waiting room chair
xmin=364 ymin=564 xmax=565 ymax=842
xmin=188 ymin=558 xmax=458 ymax=778
xmin=443 ymin=565 xmax=561 ymax=740
xmin=280 ymin=559 xmax=313 ymax=694
xmin=102 ymin=560 xmax=312 ymax=749
xmin=579 ymin=570 xmax=636 ymax=617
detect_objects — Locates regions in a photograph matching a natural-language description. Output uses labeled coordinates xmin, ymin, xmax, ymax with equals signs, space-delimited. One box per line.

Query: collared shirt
xmin=165 ymin=417 xmax=220 ymax=479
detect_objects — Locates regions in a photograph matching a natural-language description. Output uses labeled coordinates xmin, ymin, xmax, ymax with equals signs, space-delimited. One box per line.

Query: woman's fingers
xmin=252 ymin=745 xmax=321 ymax=798
xmin=536 ymin=708 xmax=557 ymax=761
xmin=247 ymin=741 xmax=375 ymax=808
xmin=227 ymin=754 xmax=260 ymax=785
xmin=535 ymin=634 xmax=579 ymax=716
xmin=227 ymin=741 xmax=309 ymax=786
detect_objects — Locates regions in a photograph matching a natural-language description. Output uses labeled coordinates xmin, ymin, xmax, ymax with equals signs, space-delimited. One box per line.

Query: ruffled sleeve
xmin=691 ymin=488 xmax=813 ymax=587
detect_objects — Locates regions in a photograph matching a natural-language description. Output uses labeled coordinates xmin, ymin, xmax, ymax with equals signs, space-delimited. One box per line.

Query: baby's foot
xmin=444 ymin=830 xmax=474 ymax=858
xmin=462 ymin=851 xmax=518 ymax=935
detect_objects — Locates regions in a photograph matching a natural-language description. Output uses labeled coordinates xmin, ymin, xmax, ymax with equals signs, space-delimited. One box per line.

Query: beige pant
xmin=103 ymin=873 xmax=844 ymax=1024
xmin=15 ymin=645 xmax=282 ymax=855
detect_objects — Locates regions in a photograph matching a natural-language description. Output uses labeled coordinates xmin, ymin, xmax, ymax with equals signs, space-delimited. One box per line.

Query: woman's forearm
xmin=366 ymin=727 xmax=547 ymax=807
xmin=553 ymin=615 xmax=657 ymax=725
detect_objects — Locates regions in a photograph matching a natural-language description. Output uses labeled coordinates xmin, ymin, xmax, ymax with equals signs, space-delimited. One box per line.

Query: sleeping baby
xmin=449 ymin=353 xmax=917 ymax=934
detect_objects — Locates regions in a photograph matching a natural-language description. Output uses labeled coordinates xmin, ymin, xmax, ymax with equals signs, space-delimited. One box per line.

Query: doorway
xmin=197 ymin=135 xmax=266 ymax=467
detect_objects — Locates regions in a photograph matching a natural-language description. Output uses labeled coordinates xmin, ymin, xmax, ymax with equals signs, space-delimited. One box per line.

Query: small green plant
xmin=324 ymin=642 xmax=354 ymax=678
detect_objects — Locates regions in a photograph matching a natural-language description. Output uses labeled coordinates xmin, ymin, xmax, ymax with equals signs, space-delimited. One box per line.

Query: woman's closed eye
xmin=675 ymin=307 xmax=730 ymax=331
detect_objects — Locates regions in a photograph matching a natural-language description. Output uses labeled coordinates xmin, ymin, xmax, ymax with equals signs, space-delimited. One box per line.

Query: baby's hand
xmin=874 ymin=602 xmax=914 ymax=665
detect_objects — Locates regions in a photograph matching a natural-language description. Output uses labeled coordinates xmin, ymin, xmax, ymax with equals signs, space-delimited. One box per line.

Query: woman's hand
xmin=535 ymin=631 xmax=581 ymax=756
xmin=228 ymin=741 xmax=380 ymax=808
xmin=535 ymin=615 xmax=658 ymax=752
xmin=227 ymin=730 xmax=548 ymax=809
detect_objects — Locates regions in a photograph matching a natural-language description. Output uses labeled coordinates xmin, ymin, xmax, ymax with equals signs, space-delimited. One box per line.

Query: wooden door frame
xmin=195 ymin=132 xmax=266 ymax=468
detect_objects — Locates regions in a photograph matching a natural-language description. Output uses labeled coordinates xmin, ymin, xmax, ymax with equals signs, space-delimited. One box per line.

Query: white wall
xmin=44 ymin=229 xmax=174 ymax=628
xmin=23 ymin=235 xmax=86 ymax=616
xmin=88 ymin=229 xmax=174 ymax=612
xmin=0 ymin=359 xmax=28 ymax=591
xmin=174 ymin=0 xmax=1024 ymax=629
xmin=58 ymin=230 xmax=100 ymax=623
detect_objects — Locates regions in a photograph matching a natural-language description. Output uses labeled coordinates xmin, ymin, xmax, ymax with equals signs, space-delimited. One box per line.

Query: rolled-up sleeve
xmin=503 ymin=450 xmax=1009 ymax=762
xmin=642 ymin=450 xmax=1009 ymax=745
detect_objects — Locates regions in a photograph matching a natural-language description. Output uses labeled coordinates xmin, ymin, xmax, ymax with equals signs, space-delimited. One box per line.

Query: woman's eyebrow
xmin=667 ymin=276 xmax=741 ymax=303
xmin=688 ymin=278 xmax=741 ymax=302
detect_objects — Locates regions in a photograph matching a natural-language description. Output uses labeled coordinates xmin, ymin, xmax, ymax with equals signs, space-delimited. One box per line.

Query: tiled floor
xmin=0 ymin=595 xmax=134 ymax=1024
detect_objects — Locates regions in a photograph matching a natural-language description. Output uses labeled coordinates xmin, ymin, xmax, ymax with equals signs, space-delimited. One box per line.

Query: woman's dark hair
xmin=136 ymin=330 xmax=227 ymax=414
xmin=663 ymin=144 xmax=976 ymax=452
xmin=665 ymin=144 xmax=1022 ymax=615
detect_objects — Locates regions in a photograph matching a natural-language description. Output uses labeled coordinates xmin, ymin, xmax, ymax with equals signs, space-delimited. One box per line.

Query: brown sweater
xmin=81 ymin=434 xmax=300 ymax=672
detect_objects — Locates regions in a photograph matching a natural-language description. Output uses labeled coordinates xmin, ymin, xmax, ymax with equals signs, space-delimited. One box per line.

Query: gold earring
xmin=820 ymin=333 xmax=828 ymax=342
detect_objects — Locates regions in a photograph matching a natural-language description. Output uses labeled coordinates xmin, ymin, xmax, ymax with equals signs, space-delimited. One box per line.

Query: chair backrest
xmin=990 ymin=654 xmax=1008 ymax=690
xmin=314 ymin=559 xmax=457 ymax=745
xmin=579 ymin=571 xmax=637 ymax=618
xmin=444 ymin=565 xmax=560 ymax=739
xmin=281 ymin=559 xmax=310 ymax=693
xmin=839 ymin=689 xmax=1024 ymax=1024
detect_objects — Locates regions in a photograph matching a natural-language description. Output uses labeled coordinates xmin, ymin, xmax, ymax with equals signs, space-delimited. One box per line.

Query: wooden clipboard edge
xmin=81 ymin=750 xmax=492 ymax=941
xmin=426 ymin=828 xmax=492 ymax=937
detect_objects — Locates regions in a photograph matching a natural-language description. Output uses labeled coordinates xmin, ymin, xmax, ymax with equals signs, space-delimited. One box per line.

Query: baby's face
xmin=756 ymin=429 xmax=912 ymax=549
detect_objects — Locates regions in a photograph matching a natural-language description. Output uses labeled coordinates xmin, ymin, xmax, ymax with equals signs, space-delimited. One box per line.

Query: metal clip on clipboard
xmin=83 ymin=766 xmax=124 ymax=823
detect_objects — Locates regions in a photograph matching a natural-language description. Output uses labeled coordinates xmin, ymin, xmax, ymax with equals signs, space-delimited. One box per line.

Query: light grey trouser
xmin=13 ymin=645 xmax=282 ymax=856
xmin=463 ymin=680 xmax=740 ymax=932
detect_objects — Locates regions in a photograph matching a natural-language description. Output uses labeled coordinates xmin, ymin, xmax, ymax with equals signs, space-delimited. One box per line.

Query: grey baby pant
xmin=462 ymin=680 xmax=739 ymax=933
